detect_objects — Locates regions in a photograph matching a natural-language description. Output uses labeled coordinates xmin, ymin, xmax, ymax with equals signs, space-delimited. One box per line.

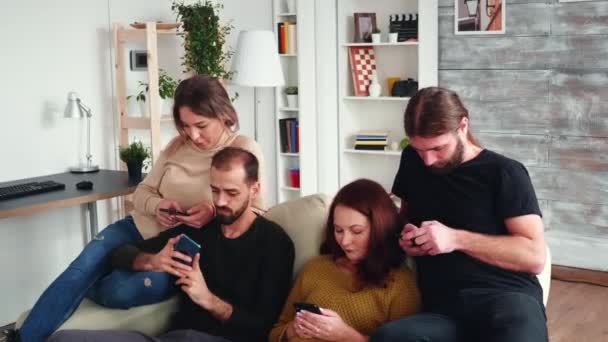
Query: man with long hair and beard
xmin=372 ymin=87 xmax=548 ymax=342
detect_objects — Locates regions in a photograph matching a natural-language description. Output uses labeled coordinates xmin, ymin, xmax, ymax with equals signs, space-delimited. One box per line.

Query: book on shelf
xmin=277 ymin=21 xmax=297 ymax=54
xmin=354 ymin=145 xmax=387 ymax=151
xmin=279 ymin=118 xmax=299 ymax=153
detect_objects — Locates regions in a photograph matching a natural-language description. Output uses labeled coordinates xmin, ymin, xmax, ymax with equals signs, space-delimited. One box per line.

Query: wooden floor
xmin=547 ymin=279 xmax=608 ymax=342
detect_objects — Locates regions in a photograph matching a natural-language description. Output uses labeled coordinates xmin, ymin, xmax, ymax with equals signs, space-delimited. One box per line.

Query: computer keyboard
xmin=0 ymin=181 xmax=66 ymax=201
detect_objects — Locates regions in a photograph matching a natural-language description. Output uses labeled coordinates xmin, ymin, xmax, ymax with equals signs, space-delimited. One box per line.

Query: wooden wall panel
xmin=550 ymin=136 xmax=608 ymax=172
xmin=553 ymin=2 xmax=608 ymax=36
xmin=440 ymin=35 xmax=608 ymax=70
xmin=549 ymin=71 xmax=608 ymax=137
xmin=529 ymin=167 xmax=608 ymax=206
xmin=478 ymin=133 xmax=550 ymax=167
xmin=543 ymin=200 xmax=608 ymax=236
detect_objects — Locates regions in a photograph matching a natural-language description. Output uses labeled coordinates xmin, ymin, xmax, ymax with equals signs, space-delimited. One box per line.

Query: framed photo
xmin=455 ymin=0 xmax=505 ymax=35
xmin=353 ymin=13 xmax=377 ymax=43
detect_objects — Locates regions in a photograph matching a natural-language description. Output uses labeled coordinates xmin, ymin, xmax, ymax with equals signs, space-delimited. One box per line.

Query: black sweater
xmin=111 ymin=216 xmax=295 ymax=342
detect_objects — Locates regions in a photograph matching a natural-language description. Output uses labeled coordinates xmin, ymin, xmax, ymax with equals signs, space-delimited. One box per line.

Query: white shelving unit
xmin=273 ymin=0 xmax=318 ymax=203
xmin=337 ymin=0 xmax=438 ymax=191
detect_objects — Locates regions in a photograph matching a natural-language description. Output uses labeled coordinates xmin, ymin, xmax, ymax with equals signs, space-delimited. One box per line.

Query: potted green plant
xmin=172 ymin=0 xmax=234 ymax=79
xmin=127 ymin=69 xmax=178 ymax=116
xmin=285 ymin=86 xmax=298 ymax=108
xmin=119 ymin=141 xmax=151 ymax=183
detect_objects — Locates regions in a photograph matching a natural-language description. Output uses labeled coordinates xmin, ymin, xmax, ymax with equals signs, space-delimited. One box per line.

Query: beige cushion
xmin=264 ymin=194 xmax=330 ymax=275
xmin=16 ymin=296 xmax=179 ymax=335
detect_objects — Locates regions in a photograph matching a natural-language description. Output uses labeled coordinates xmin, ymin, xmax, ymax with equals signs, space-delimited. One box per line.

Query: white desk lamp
xmin=64 ymin=92 xmax=99 ymax=173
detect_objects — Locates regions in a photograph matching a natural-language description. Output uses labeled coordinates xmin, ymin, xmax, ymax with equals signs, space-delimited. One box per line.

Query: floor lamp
xmin=230 ymin=30 xmax=285 ymax=140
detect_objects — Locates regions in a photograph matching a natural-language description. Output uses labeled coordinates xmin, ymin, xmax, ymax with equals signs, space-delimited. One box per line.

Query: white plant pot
xmin=286 ymin=0 xmax=296 ymax=13
xmin=286 ymin=94 xmax=299 ymax=108
xmin=371 ymin=33 xmax=382 ymax=44
xmin=138 ymin=100 xmax=148 ymax=117
xmin=162 ymin=98 xmax=174 ymax=116
xmin=388 ymin=32 xmax=398 ymax=44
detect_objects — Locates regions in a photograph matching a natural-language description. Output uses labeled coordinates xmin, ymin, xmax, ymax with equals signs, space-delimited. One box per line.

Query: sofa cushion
xmin=16 ymin=296 xmax=179 ymax=336
xmin=263 ymin=194 xmax=331 ymax=276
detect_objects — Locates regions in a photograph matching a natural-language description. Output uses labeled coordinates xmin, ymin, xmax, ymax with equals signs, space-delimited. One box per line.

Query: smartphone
xmin=293 ymin=302 xmax=322 ymax=315
xmin=160 ymin=208 xmax=189 ymax=216
xmin=174 ymin=233 xmax=201 ymax=265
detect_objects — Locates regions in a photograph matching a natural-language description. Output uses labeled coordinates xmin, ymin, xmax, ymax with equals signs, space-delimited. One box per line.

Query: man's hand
xmin=175 ymin=253 xmax=213 ymax=308
xmin=400 ymin=221 xmax=459 ymax=256
xmin=295 ymin=308 xmax=366 ymax=342
xmin=175 ymin=201 xmax=215 ymax=228
xmin=155 ymin=199 xmax=185 ymax=228
xmin=134 ymin=236 xmax=192 ymax=277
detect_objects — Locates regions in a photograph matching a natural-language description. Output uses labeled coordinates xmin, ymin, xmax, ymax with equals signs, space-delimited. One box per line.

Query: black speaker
xmin=391 ymin=78 xmax=418 ymax=97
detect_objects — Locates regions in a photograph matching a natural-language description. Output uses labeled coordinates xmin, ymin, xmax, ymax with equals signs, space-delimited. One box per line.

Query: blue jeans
xmin=370 ymin=289 xmax=547 ymax=342
xmin=19 ymin=217 xmax=177 ymax=342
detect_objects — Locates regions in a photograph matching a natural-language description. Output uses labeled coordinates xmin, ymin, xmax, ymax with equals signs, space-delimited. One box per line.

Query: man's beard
xmin=429 ymin=137 xmax=464 ymax=175
xmin=216 ymin=196 xmax=250 ymax=225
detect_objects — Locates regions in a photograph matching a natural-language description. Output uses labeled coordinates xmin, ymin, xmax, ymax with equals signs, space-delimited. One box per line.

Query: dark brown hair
xmin=211 ymin=147 xmax=258 ymax=185
xmin=173 ymin=75 xmax=239 ymax=131
xmin=320 ymin=179 xmax=404 ymax=287
xmin=404 ymin=87 xmax=480 ymax=146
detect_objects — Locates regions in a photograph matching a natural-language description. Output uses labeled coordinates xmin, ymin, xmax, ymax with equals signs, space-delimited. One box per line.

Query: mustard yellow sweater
xmin=131 ymin=130 xmax=266 ymax=239
xmin=269 ymin=255 xmax=421 ymax=342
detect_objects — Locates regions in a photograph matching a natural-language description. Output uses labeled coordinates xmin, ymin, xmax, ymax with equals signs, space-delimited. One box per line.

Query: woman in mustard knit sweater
xmin=17 ymin=75 xmax=266 ymax=342
xmin=269 ymin=179 xmax=421 ymax=342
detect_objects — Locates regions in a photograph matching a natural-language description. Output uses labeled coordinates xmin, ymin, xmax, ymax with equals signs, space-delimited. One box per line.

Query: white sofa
xmin=17 ymin=194 xmax=551 ymax=336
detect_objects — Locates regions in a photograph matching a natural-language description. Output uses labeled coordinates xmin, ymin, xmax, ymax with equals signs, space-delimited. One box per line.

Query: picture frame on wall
xmin=353 ymin=13 xmax=377 ymax=43
xmin=455 ymin=0 xmax=505 ymax=35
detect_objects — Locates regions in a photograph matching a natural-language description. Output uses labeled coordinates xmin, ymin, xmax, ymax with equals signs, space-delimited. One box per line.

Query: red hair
xmin=320 ymin=179 xmax=404 ymax=287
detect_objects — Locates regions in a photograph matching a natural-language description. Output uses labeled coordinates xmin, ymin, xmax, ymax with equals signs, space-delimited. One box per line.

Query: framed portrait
xmin=353 ymin=13 xmax=377 ymax=43
xmin=455 ymin=0 xmax=505 ymax=35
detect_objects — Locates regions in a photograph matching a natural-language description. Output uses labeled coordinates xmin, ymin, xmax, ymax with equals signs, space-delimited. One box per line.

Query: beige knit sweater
xmin=131 ymin=130 xmax=266 ymax=239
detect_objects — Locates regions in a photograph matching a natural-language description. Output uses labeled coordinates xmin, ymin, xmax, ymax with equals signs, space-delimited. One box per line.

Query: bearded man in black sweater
xmin=49 ymin=147 xmax=295 ymax=342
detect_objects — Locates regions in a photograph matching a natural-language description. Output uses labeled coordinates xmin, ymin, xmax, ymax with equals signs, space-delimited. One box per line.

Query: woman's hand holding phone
xmin=175 ymin=201 xmax=215 ymax=229
xmin=294 ymin=307 xmax=362 ymax=341
xmin=156 ymin=199 xmax=186 ymax=228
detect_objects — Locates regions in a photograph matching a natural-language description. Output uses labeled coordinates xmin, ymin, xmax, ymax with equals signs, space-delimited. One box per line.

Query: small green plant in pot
xmin=285 ymin=86 xmax=298 ymax=108
xmin=119 ymin=141 xmax=151 ymax=183
xmin=127 ymin=69 xmax=178 ymax=116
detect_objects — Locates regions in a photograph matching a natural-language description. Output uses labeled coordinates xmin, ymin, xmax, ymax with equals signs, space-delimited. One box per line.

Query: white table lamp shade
xmin=231 ymin=30 xmax=285 ymax=87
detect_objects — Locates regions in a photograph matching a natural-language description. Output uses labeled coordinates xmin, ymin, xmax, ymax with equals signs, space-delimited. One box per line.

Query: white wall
xmin=0 ymin=0 xmax=274 ymax=325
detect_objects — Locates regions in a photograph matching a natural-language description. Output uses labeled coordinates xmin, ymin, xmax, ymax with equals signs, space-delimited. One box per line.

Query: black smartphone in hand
xmin=174 ymin=234 xmax=201 ymax=265
xmin=293 ymin=302 xmax=322 ymax=315
xmin=160 ymin=208 xmax=189 ymax=216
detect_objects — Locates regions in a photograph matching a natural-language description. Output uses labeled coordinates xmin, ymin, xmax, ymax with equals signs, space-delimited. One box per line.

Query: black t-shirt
xmin=392 ymin=146 xmax=543 ymax=311
xmin=115 ymin=216 xmax=295 ymax=342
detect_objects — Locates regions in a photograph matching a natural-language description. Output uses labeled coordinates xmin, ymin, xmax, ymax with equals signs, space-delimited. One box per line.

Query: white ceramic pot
xmin=286 ymin=94 xmax=299 ymax=108
xmin=371 ymin=33 xmax=381 ymax=44
xmin=286 ymin=0 xmax=296 ymax=13
xmin=389 ymin=32 xmax=398 ymax=44
xmin=138 ymin=100 xmax=148 ymax=117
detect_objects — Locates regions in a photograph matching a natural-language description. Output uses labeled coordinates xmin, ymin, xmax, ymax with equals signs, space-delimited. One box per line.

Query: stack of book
xmin=279 ymin=118 xmax=299 ymax=153
xmin=277 ymin=22 xmax=297 ymax=54
xmin=354 ymin=131 xmax=389 ymax=150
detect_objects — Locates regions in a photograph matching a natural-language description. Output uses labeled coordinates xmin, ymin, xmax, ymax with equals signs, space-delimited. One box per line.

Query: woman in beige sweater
xmin=18 ymin=75 xmax=266 ymax=342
